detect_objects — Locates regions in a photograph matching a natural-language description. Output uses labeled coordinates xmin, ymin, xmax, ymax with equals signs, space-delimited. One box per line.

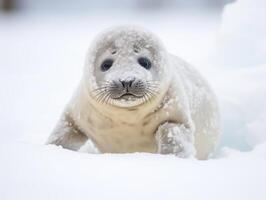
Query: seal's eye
xmin=101 ymin=59 xmax=113 ymax=72
xmin=138 ymin=57 xmax=151 ymax=70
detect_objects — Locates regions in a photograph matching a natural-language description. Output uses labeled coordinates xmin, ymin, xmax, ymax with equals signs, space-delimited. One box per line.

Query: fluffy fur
xmin=46 ymin=26 xmax=220 ymax=159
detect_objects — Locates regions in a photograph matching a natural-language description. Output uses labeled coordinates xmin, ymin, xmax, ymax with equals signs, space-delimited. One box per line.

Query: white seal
xmin=46 ymin=26 xmax=220 ymax=159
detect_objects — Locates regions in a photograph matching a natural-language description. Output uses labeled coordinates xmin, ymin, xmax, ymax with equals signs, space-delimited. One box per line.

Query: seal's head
xmin=84 ymin=26 xmax=171 ymax=108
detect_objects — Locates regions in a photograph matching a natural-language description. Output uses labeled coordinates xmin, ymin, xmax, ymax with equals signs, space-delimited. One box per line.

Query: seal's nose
xmin=119 ymin=78 xmax=135 ymax=90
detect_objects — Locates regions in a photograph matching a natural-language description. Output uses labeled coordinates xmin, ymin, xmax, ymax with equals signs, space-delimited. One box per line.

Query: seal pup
xmin=46 ymin=26 xmax=220 ymax=159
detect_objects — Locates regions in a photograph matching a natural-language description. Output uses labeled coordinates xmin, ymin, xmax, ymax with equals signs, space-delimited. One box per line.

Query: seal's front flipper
xmin=46 ymin=113 xmax=88 ymax=151
xmin=155 ymin=122 xmax=196 ymax=158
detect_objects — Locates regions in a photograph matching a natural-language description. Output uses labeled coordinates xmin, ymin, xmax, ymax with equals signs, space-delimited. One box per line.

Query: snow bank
xmin=1 ymin=142 xmax=266 ymax=200
xmin=207 ymin=65 xmax=266 ymax=150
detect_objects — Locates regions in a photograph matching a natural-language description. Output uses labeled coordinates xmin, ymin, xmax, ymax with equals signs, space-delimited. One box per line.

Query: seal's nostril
xmin=128 ymin=80 xmax=134 ymax=87
xmin=119 ymin=80 xmax=125 ymax=88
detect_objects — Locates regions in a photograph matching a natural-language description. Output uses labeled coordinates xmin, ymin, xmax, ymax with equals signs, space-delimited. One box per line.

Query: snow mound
xmin=208 ymin=65 xmax=266 ymax=150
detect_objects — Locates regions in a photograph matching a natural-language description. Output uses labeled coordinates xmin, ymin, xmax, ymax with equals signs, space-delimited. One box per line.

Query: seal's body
xmin=47 ymin=26 xmax=220 ymax=159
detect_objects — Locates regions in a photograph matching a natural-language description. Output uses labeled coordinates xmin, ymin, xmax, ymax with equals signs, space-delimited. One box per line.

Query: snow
xmin=1 ymin=0 xmax=266 ymax=199
xmin=211 ymin=66 xmax=266 ymax=150
xmin=1 ymin=142 xmax=266 ymax=200
xmin=78 ymin=139 xmax=100 ymax=153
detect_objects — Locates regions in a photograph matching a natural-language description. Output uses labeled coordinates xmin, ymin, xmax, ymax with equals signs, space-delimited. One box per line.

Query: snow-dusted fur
xmin=46 ymin=26 xmax=220 ymax=159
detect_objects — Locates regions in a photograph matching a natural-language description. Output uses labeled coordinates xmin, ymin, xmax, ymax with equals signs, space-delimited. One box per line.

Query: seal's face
xmin=86 ymin=27 xmax=170 ymax=108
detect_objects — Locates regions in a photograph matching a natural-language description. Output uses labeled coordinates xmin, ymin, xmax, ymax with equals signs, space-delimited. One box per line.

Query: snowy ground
xmin=1 ymin=142 xmax=266 ymax=200
xmin=0 ymin=0 xmax=266 ymax=199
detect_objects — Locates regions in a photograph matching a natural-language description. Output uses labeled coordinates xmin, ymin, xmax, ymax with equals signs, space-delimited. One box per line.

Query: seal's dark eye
xmin=138 ymin=57 xmax=151 ymax=70
xmin=101 ymin=59 xmax=113 ymax=72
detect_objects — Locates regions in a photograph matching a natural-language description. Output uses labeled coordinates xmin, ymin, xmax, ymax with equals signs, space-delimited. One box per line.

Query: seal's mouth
xmin=113 ymin=93 xmax=142 ymax=101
